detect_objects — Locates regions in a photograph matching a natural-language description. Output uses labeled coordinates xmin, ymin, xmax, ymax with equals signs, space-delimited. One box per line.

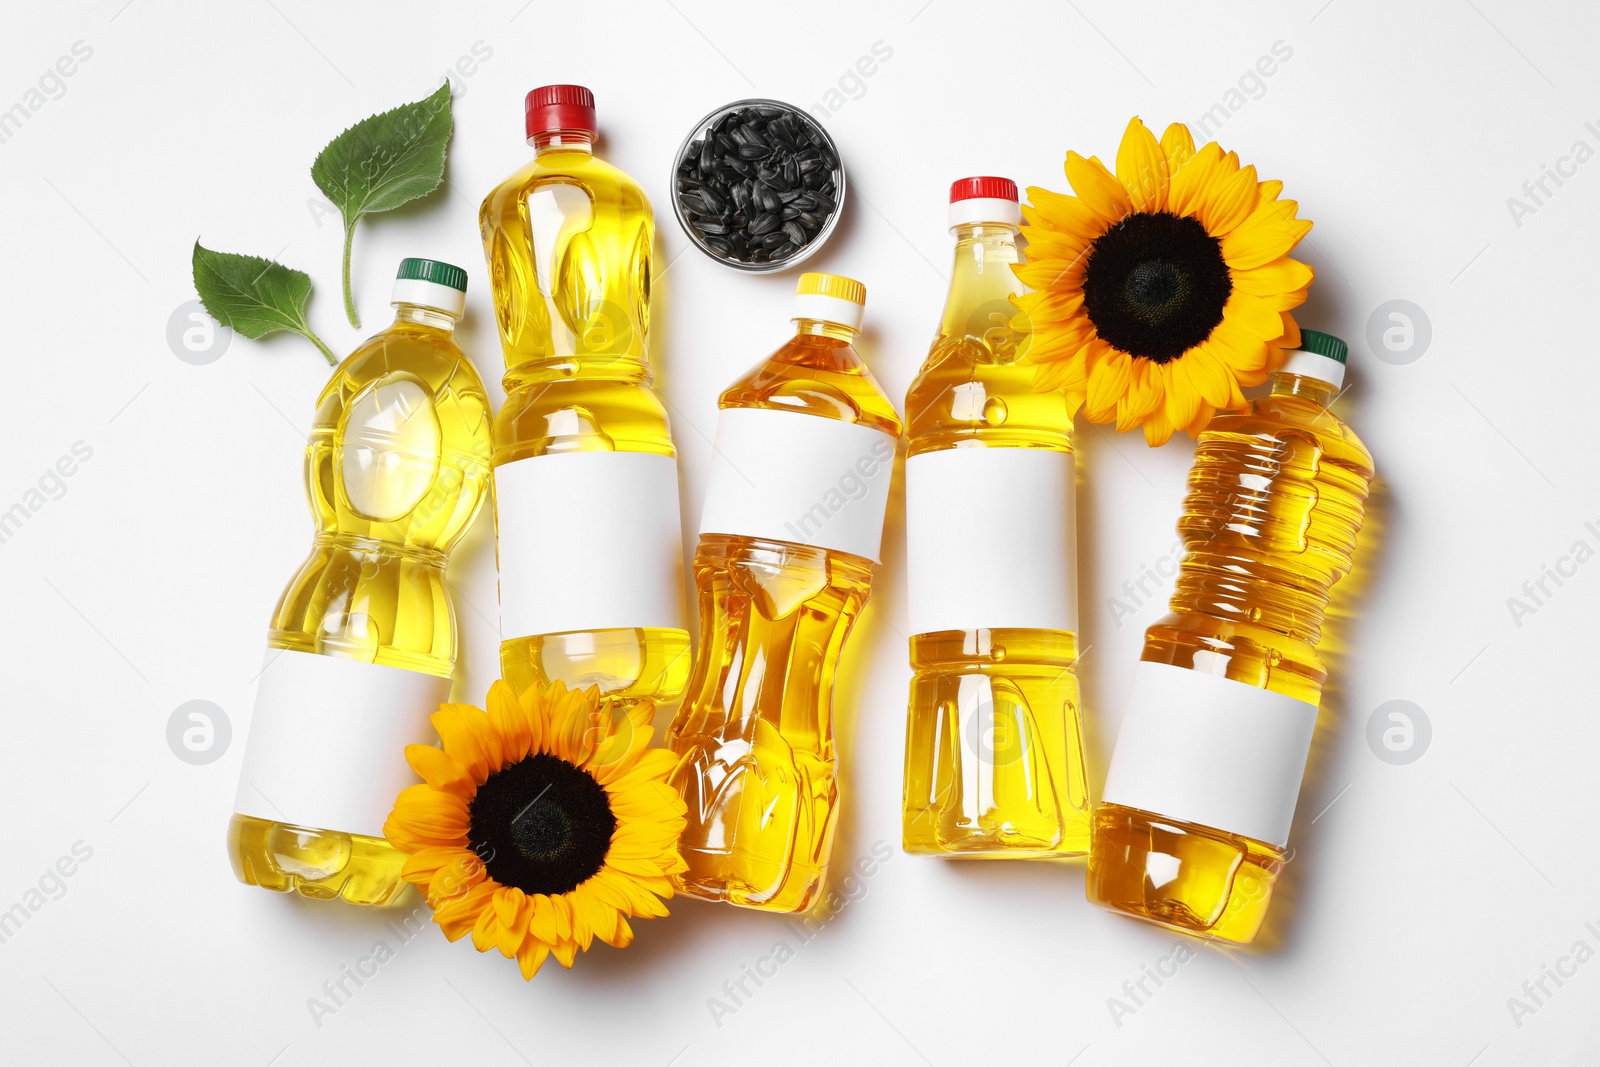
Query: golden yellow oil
xmin=229 ymin=303 xmax=493 ymax=905
xmin=668 ymin=320 xmax=901 ymax=913
xmin=901 ymin=221 xmax=1089 ymax=857
xmin=1088 ymin=369 xmax=1373 ymax=944
xmin=480 ymin=130 xmax=689 ymax=704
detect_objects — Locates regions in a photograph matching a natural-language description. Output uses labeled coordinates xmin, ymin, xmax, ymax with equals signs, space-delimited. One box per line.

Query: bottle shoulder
xmin=481 ymin=152 xmax=654 ymax=220
xmin=1202 ymin=394 xmax=1374 ymax=476
xmin=720 ymin=334 xmax=901 ymax=438
xmin=905 ymin=336 xmax=1073 ymax=451
xmin=316 ymin=328 xmax=491 ymax=444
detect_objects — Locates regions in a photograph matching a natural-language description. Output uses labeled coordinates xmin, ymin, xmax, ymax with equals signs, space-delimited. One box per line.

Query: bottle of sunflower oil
xmin=668 ymin=274 xmax=901 ymax=913
xmin=480 ymin=84 xmax=689 ymax=704
xmin=1088 ymin=330 xmax=1373 ymax=944
xmin=228 ymin=259 xmax=492 ymax=905
xmin=901 ymin=177 xmax=1090 ymax=858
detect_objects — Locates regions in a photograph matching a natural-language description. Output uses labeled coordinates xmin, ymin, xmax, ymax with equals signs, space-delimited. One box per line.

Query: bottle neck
xmin=531 ymin=129 xmax=595 ymax=155
xmin=941 ymin=223 xmax=1023 ymax=337
xmin=1268 ymin=371 xmax=1338 ymax=406
xmin=393 ymin=304 xmax=459 ymax=331
xmin=793 ymin=317 xmax=859 ymax=343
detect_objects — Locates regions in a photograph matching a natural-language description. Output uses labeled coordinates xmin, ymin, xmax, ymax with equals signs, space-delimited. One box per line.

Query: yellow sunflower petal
xmin=1195 ymin=159 xmax=1259 ymax=236
xmin=1083 ymin=344 xmax=1132 ymax=423
xmin=1064 ymin=151 xmax=1132 ymax=223
xmin=591 ymin=701 xmax=657 ymax=783
xmin=1166 ymin=141 xmax=1223 ymax=219
xmin=433 ymin=881 xmax=496 ymax=926
xmin=1224 ymin=290 xmax=1290 ymax=341
xmin=1022 ymin=187 xmax=1107 ymax=242
xmin=1278 ymin=313 xmax=1302 ymax=352
xmin=516 ymin=941 xmax=550 ymax=980
xmin=1230 ymin=255 xmax=1313 ymax=299
xmin=430 ymin=704 xmax=498 ymax=783
xmin=1160 ymin=123 xmax=1196 ymax=172
xmin=1163 ymin=361 xmax=1206 ymax=436
xmin=404 ymin=743 xmax=476 ymax=799
xmin=385 ymin=785 xmax=470 ymax=849
xmin=527 ymin=894 xmax=561 ymax=943
xmin=516 ymin=683 xmax=548 ymax=755
xmin=1183 ymin=345 xmax=1238 ymax=409
xmin=487 ymin=680 xmax=533 ymax=765
xmin=1115 ymin=117 xmax=1168 ymax=213
xmin=1115 ymin=360 xmax=1165 ymax=430
xmin=1221 ymin=197 xmax=1312 ymax=270
xmin=1031 ymin=356 xmax=1090 ymax=395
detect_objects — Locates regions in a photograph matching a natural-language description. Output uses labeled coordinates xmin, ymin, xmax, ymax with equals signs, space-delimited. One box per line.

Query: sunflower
xmin=384 ymin=680 xmax=687 ymax=979
xmin=1014 ymin=117 xmax=1314 ymax=445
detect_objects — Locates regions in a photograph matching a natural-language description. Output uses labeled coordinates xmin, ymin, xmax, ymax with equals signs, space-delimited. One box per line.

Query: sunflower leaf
xmin=311 ymin=83 xmax=454 ymax=328
xmin=191 ymin=241 xmax=337 ymax=366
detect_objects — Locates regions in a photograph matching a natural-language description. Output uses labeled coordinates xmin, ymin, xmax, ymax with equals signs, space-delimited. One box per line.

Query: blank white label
xmin=233 ymin=649 xmax=451 ymax=838
xmin=698 ymin=407 xmax=897 ymax=561
xmin=1101 ymin=661 xmax=1319 ymax=848
xmin=495 ymin=451 xmax=687 ymax=638
xmin=905 ymin=446 xmax=1077 ymax=635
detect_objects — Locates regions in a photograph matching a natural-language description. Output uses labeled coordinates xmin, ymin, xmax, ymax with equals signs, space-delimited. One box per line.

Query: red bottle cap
xmin=949 ymin=176 xmax=1019 ymax=203
xmin=525 ymin=84 xmax=597 ymax=142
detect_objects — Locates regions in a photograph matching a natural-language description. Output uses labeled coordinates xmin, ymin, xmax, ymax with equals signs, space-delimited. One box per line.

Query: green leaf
xmin=311 ymin=83 xmax=454 ymax=328
xmin=191 ymin=241 xmax=337 ymax=366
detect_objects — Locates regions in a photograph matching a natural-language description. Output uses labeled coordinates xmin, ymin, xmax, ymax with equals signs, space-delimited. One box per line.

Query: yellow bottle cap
xmin=796 ymin=272 xmax=866 ymax=306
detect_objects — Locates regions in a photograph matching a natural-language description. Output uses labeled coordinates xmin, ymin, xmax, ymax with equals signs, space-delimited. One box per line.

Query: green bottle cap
xmin=1297 ymin=329 xmax=1347 ymax=364
xmin=396 ymin=257 xmax=468 ymax=293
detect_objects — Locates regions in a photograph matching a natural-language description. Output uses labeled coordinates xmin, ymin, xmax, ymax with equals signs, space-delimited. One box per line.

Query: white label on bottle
xmin=495 ymin=450 xmax=687 ymax=639
xmin=1101 ymin=661 xmax=1320 ymax=848
xmin=905 ymin=446 xmax=1078 ymax=635
xmin=698 ymin=407 xmax=897 ymax=561
xmin=233 ymin=649 xmax=451 ymax=839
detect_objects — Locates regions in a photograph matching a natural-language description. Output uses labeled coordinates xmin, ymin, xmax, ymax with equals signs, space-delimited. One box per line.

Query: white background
xmin=2 ymin=1 xmax=1597 ymax=1064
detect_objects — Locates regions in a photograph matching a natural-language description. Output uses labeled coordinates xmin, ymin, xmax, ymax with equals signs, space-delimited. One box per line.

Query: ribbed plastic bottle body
xmin=902 ymin=224 xmax=1089 ymax=857
xmin=481 ymin=138 xmax=689 ymax=704
xmin=1089 ymin=372 xmax=1373 ymax=942
xmin=668 ymin=326 xmax=901 ymax=912
xmin=229 ymin=310 xmax=493 ymax=905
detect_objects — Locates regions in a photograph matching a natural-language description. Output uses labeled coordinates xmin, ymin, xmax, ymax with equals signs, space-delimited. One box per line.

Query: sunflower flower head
xmin=1014 ymin=117 xmax=1314 ymax=445
xmin=384 ymin=680 xmax=688 ymax=979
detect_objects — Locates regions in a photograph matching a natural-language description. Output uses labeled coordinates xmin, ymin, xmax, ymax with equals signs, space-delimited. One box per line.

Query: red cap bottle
xmin=947 ymin=175 xmax=1021 ymax=229
xmin=525 ymin=84 xmax=597 ymax=143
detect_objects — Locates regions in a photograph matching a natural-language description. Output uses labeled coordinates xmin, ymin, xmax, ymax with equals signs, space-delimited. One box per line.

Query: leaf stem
xmin=341 ymin=220 xmax=360 ymax=328
xmin=303 ymin=328 xmax=338 ymax=367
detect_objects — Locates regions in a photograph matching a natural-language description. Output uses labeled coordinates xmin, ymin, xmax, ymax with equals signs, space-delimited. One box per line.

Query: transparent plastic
xmin=668 ymin=318 xmax=901 ymax=912
xmin=228 ymin=303 xmax=492 ymax=905
xmin=901 ymin=220 xmax=1090 ymax=858
xmin=1088 ymin=370 xmax=1373 ymax=943
xmin=480 ymin=129 xmax=689 ymax=703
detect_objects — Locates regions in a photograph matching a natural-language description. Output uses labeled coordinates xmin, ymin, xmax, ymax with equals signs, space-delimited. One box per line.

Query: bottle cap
xmin=948 ymin=175 xmax=1021 ymax=229
xmin=792 ymin=272 xmax=866 ymax=331
xmin=525 ymin=84 xmax=597 ymax=143
xmin=1278 ymin=328 xmax=1347 ymax=389
xmin=391 ymin=257 xmax=467 ymax=318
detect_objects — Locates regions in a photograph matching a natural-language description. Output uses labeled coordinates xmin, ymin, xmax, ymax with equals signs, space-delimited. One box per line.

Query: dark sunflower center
xmin=468 ymin=752 xmax=616 ymax=896
xmin=1081 ymin=211 xmax=1232 ymax=363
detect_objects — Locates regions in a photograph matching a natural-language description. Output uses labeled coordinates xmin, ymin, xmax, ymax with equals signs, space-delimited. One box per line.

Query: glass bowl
xmin=670 ymin=98 xmax=847 ymax=274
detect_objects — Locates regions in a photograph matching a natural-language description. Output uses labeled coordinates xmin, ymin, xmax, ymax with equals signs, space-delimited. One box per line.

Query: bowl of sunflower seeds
xmin=671 ymin=99 xmax=846 ymax=273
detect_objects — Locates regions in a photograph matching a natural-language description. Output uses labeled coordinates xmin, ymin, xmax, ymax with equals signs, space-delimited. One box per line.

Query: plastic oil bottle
xmin=901 ymin=177 xmax=1090 ymax=858
xmin=479 ymin=84 xmax=688 ymax=704
xmin=668 ymin=274 xmax=901 ymax=913
xmin=1088 ymin=330 xmax=1373 ymax=943
xmin=229 ymin=259 xmax=492 ymax=905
